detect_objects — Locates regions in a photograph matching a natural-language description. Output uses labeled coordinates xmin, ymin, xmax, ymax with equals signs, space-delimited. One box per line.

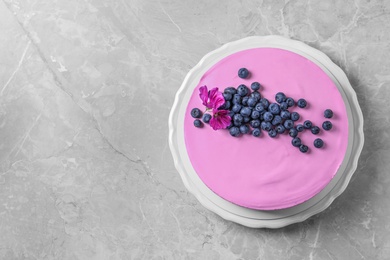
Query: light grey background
xmin=0 ymin=0 xmax=388 ymax=259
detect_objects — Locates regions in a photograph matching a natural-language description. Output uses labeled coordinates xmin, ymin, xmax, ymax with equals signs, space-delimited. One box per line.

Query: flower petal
xmin=218 ymin=111 xmax=232 ymax=126
xmin=199 ymin=85 xmax=208 ymax=107
xmin=210 ymin=109 xmax=231 ymax=130
xmin=209 ymin=117 xmax=223 ymax=130
xmin=209 ymin=88 xmax=225 ymax=109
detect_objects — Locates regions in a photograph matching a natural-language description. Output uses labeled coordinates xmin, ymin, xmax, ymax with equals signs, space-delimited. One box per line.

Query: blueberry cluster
xmin=191 ymin=108 xmax=204 ymax=128
xmin=190 ymin=68 xmax=336 ymax=153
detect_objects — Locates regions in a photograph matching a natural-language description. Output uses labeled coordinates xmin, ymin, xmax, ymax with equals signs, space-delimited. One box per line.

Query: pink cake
xmin=184 ymin=48 xmax=349 ymax=210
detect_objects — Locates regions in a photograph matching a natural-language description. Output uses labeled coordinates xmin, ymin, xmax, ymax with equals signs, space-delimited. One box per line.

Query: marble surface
xmin=0 ymin=0 xmax=389 ymax=259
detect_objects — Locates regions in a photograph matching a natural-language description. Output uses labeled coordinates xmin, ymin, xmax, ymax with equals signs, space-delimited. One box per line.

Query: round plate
xmin=169 ymin=36 xmax=364 ymax=228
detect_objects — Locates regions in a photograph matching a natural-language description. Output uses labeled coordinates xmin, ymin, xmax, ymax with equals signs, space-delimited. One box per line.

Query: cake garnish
xmin=193 ymin=119 xmax=203 ymax=128
xmin=199 ymin=85 xmax=225 ymax=110
xmin=276 ymin=125 xmax=286 ymax=134
xmin=237 ymin=84 xmax=249 ymax=96
xmin=190 ymin=68 xmax=337 ymax=152
xmin=297 ymin=98 xmax=307 ymax=108
xmin=314 ymin=138 xmax=324 ymax=148
xmin=252 ymin=128 xmax=261 ymax=137
xmin=289 ymin=128 xmax=298 ymax=138
xmin=251 ymin=82 xmax=261 ymax=91
xmin=268 ymin=129 xmax=277 ymax=138
xmin=275 ymin=92 xmax=287 ymax=103
xmin=228 ymin=126 xmax=239 ymax=137
xmin=202 ymin=113 xmax=211 ymax=123
xmin=190 ymin=108 xmax=202 ymax=118
xmin=303 ymin=120 xmax=312 ymax=129
xmin=239 ymin=125 xmax=250 ymax=134
xmin=311 ymin=126 xmax=320 ymax=135
xmin=296 ymin=124 xmax=304 ymax=132
xmin=209 ymin=109 xmax=231 ymax=130
xmin=324 ymin=109 xmax=333 ymax=118
xmin=283 ymin=119 xmax=294 ymax=130
xmin=286 ymin=97 xmax=295 ymax=107
xmin=291 ymin=112 xmax=300 ymax=121
xmin=292 ymin=137 xmax=302 ymax=147
xmin=322 ymin=121 xmax=333 ymax=130
xmin=196 ymin=85 xmax=231 ymax=130
xmin=299 ymin=144 xmax=309 ymax=153
xmin=238 ymin=68 xmax=249 ymax=79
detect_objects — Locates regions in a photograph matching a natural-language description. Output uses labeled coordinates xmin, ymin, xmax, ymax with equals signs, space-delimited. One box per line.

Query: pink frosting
xmin=184 ymin=48 xmax=348 ymax=210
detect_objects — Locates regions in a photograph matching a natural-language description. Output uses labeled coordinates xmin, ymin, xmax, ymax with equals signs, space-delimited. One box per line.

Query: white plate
xmin=169 ymin=36 xmax=364 ymax=228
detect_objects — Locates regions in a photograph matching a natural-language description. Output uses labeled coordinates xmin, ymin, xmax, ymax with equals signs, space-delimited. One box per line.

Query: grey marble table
xmin=0 ymin=1 xmax=388 ymax=259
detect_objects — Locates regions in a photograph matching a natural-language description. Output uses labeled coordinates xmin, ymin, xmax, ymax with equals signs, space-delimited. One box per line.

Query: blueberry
xmin=284 ymin=119 xmax=294 ymax=129
xmin=226 ymin=121 xmax=233 ymax=129
xmin=259 ymin=98 xmax=270 ymax=108
xmin=322 ymin=121 xmax=333 ymax=130
xmin=290 ymin=112 xmax=300 ymax=121
xmin=303 ymin=120 xmax=312 ymax=129
xmin=292 ymin=137 xmax=301 ymax=147
xmin=272 ymin=115 xmax=282 ymax=126
xmin=250 ymin=119 xmax=261 ymax=128
xmin=202 ymin=113 xmax=211 ymax=123
xmin=232 ymin=94 xmax=242 ymax=104
xmin=247 ymin=97 xmax=257 ymax=107
xmin=233 ymin=120 xmax=242 ymax=126
xmin=280 ymin=102 xmax=288 ymax=111
xmin=255 ymin=103 xmax=266 ymax=112
xmin=194 ymin=119 xmax=203 ymax=128
xmin=297 ymin=98 xmax=307 ymax=108
xmin=237 ymin=84 xmax=249 ymax=96
xmin=299 ymin=144 xmax=309 ymax=153
xmin=251 ymin=110 xmax=260 ymax=119
xmin=219 ymin=100 xmax=231 ymax=110
xmin=242 ymin=96 xmax=249 ymax=106
xmin=286 ymin=97 xmax=295 ymax=107
xmin=311 ymin=126 xmax=320 ymax=135
xmin=275 ymin=92 xmax=287 ymax=103
xmin=268 ymin=129 xmax=277 ymax=138
xmin=229 ymin=126 xmax=240 ymax=137
xmin=281 ymin=110 xmax=291 ymax=119
xmin=276 ymin=125 xmax=286 ymax=134
xmin=250 ymin=91 xmax=261 ymax=100
xmin=238 ymin=68 xmax=250 ymax=79
xmin=232 ymin=104 xmax=242 ymax=113
xmin=261 ymin=121 xmax=272 ymax=131
xmin=243 ymin=117 xmax=251 ymax=123
xmin=263 ymin=112 xmax=274 ymax=122
xmin=240 ymin=107 xmax=252 ymax=117
xmin=259 ymin=112 xmax=264 ymax=121
xmin=223 ymin=92 xmax=232 ymax=101
xmin=229 ymin=111 xmax=235 ymax=117
xmin=296 ymin=124 xmax=304 ymax=132
xmin=252 ymin=128 xmax=261 ymax=137
xmin=289 ymin=128 xmax=298 ymax=138
xmin=233 ymin=113 xmax=244 ymax=123
xmin=224 ymin=87 xmax=237 ymax=95
xmin=269 ymin=103 xmax=281 ymax=115
xmin=324 ymin=109 xmax=333 ymax=118
xmin=191 ymin=108 xmax=202 ymax=118
xmin=240 ymin=125 xmax=250 ymax=134
xmin=314 ymin=138 xmax=324 ymax=148
xmin=251 ymin=82 xmax=261 ymax=91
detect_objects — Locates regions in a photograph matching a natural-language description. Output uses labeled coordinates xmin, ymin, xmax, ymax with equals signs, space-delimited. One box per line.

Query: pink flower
xmin=209 ymin=109 xmax=231 ymax=130
xmin=199 ymin=85 xmax=225 ymax=109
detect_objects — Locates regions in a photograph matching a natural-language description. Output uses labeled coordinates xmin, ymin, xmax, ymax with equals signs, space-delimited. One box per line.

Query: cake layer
xmin=184 ymin=48 xmax=349 ymax=210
